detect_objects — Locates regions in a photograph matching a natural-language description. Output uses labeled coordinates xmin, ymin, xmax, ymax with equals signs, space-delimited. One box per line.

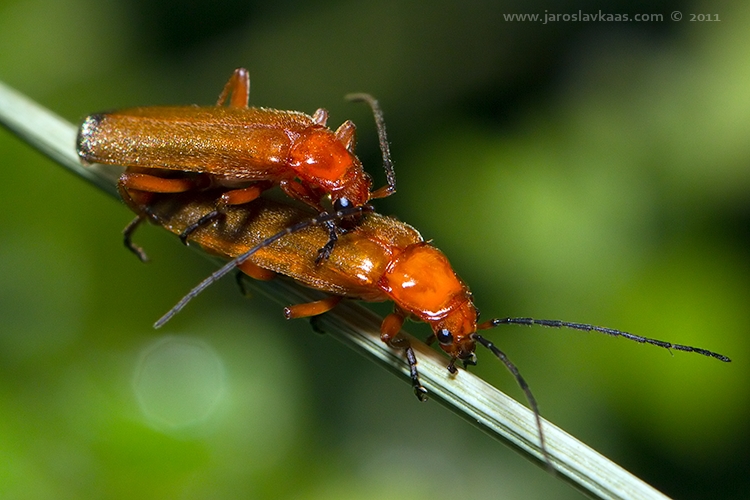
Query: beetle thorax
xmin=288 ymin=129 xmax=367 ymax=204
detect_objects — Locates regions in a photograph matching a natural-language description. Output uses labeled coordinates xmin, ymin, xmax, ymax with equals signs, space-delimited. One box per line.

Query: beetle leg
xmin=279 ymin=179 xmax=325 ymax=211
xmin=235 ymin=262 xmax=275 ymax=293
xmin=314 ymin=219 xmax=338 ymax=264
xmin=311 ymin=108 xmax=328 ymax=126
xmin=334 ymin=120 xmax=357 ymax=152
xmin=180 ymin=182 xmax=272 ymax=244
xmin=216 ymin=67 xmax=250 ymax=108
xmin=120 ymin=172 xmax=198 ymax=193
xmin=117 ymin=180 xmax=164 ymax=262
xmin=283 ymin=295 xmax=343 ymax=319
xmin=369 ymin=184 xmax=394 ymax=200
xmin=237 ymin=259 xmax=275 ymax=281
xmin=381 ymin=310 xmax=406 ymax=345
xmin=235 ymin=272 xmax=251 ymax=297
xmin=381 ymin=310 xmax=427 ymax=401
xmin=279 ymin=180 xmax=342 ymax=262
xmin=180 ymin=210 xmax=221 ymax=244
xmin=218 ymin=183 xmax=270 ymax=206
xmin=405 ymin=346 xmax=428 ymax=401
xmin=117 ymin=179 xmax=155 ymax=215
xmin=123 ymin=215 xmax=149 ymax=263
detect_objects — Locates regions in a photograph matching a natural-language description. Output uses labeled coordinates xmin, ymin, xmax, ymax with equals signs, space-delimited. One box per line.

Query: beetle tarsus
xmin=315 ymin=219 xmax=339 ymax=264
xmin=405 ymin=346 xmax=428 ymax=401
xmin=180 ymin=209 xmax=222 ymax=244
xmin=123 ymin=215 xmax=149 ymax=262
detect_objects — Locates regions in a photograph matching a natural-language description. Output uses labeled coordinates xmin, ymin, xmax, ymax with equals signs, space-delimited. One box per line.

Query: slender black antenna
xmin=154 ymin=205 xmax=374 ymax=328
xmin=481 ymin=317 xmax=731 ymax=362
xmin=473 ymin=334 xmax=551 ymax=467
xmin=345 ymin=93 xmax=396 ymax=198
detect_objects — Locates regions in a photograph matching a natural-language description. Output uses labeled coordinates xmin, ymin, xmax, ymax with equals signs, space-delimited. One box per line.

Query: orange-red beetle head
xmin=432 ymin=299 xmax=479 ymax=369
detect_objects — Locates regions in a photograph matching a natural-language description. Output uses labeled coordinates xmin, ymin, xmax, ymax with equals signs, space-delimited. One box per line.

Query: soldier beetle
xmin=76 ymin=68 xmax=395 ymax=262
xmin=123 ymin=190 xmax=731 ymax=462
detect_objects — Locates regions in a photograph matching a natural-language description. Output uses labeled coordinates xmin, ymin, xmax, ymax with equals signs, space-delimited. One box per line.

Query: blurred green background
xmin=1 ymin=0 xmax=748 ymax=498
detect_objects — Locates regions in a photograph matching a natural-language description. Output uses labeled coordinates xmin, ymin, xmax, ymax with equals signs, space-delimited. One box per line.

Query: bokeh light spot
xmin=133 ymin=336 xmax=225 ymax=432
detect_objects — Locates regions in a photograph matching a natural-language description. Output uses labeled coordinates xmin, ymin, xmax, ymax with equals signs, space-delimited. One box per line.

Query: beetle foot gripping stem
xmin=405 ymin=346 xmax=428 ymax=401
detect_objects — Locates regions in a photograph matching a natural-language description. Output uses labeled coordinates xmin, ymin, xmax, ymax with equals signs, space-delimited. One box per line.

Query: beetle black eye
xmin=333 ymin=197 xmax=352 ymax=212
xmin=436 ymin=329 xmax=453 ymax=345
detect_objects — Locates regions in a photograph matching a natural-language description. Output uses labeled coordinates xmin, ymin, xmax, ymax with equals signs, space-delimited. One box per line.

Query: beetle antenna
xmin=345 ymin=93 xmax=396 ymax=198
xmin=479 ymin=317 xmax=731 ymax=362
xmin=472 ymin=334 xmax=552 ymax=467
xmin=154 ymin=205 xmax=374 ymax=328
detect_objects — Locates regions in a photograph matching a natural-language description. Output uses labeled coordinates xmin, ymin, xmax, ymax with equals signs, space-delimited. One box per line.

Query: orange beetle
xmin=124 ymin=190 xmax=730 ymax=462
xmin=76 ymin=68 xmax=395 ymax=261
